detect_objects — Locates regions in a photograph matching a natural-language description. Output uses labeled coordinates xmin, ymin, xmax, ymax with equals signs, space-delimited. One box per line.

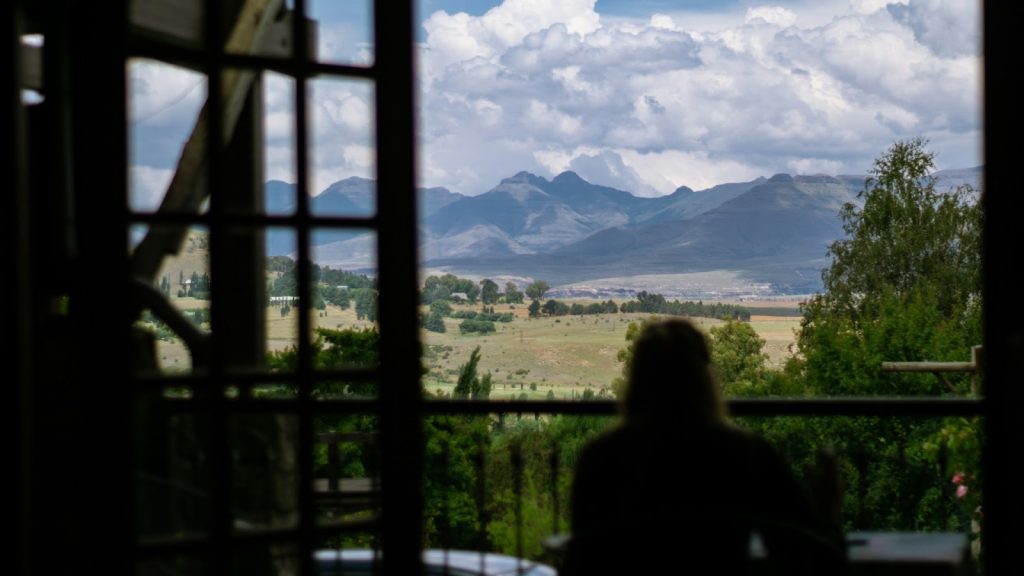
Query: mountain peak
xmin=552 ymin=170 xmax=586 ymax=184
xmin=768 ymin=173 xmax=793 ymax=183
xmin=501 ymin=171 xmax=547 ymax=186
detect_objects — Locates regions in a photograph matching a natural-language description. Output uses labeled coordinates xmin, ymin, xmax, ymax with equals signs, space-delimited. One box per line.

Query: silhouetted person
xmin=566 ymin=319 xmax=845 ymax=575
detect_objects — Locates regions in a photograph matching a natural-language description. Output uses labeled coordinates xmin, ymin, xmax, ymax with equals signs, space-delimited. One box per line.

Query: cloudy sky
xmin=129 ymin=0 xmax=981 ymax=208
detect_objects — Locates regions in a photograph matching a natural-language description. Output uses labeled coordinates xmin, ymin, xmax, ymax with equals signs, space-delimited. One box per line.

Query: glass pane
xmin=309 ymin=0 xmax=374 ymax=67
xmin=128 ymin=59 xmax=207 ymax=214
xmin=308 ymin=77 xmax=376 ymax=216
xmin=130 ymin=224 xmax=211 ymax=375
xmin=413 ymin=1 xmax=983 ymax=400
xmin=263 ymin=72 xmax=297 ymax=215
xmin=314 ymin=416 xmax=381 ymax=525
xmin=310 ymin=228 xmax=378 ymax=391
xmin=265 ymin=228 xmax=300 ymax=370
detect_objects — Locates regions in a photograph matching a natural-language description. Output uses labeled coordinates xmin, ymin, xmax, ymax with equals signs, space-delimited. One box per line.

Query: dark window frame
xmin=7 ymin=2 xmax=1022 ymax=576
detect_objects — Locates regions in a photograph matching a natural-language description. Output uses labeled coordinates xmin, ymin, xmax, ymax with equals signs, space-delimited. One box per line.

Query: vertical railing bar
xmin=512 ymin=444 xmax=523 ymax=576
xmin=550 ymin=447 xmax=560 ymax=536
xmin=442 ymin=443 xmax=451 ymax=576
xmin=328 ymin=435 xmax=339 ymax=492
xmin=476 ymin=441 xmax=487 ymax=576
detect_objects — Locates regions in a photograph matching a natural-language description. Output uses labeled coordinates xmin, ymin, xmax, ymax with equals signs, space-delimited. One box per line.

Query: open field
xmin=148 ymin=298 xmax=801 ymax=398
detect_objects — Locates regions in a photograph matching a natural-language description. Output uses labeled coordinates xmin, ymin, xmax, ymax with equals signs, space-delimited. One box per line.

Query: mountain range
xmin=265 ymin=167 xmax=981 ymax=297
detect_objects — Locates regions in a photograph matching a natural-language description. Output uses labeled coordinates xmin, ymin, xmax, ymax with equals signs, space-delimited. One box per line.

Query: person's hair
xmin=623 ymin=319 xmax=726 ymax=427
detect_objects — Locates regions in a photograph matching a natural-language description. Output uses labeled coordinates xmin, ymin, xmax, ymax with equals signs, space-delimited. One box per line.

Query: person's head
xmin=623 ymin=319 xmax=725 ymax=427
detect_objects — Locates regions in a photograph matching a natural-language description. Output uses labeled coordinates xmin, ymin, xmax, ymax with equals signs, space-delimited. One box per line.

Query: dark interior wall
xmin=981 ymin=3 xmax=1024 ymax=569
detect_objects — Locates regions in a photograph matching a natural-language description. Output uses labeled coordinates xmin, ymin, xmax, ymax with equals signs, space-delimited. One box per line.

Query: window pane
xmin=128 ymin=59 xmax=207 ymax=214
xmin=265 ymin=227 xmax=300 ymax=371
xmin=412 ymin=0 xmax=982 ymax=400
xmin=308 ymin=0 xmax=374 ymax=67
xmin=314 ymin=417 xmax=381 ymax=525
xmin=308 ymin=77 xmax=376 ymax=216
xmin=263 ymin=72 xmax=297 ymax=215
xmin=131 ymin=224 xmax=212 ymax=375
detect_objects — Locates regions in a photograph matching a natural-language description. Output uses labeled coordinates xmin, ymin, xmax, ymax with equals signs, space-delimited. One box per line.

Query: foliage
xmin=524 ymin=281 xmax=550 ymax=301
xmin=267 ymin=258 xmax=372 ymax=311
xmin=453 ymin=346 xmax=492 ymax=400
xmin=619 ymin=292 xmax=750 ymax=320
xmin=266 ymin=255 xmax=295 ymax=273
xmin=527 ymin=300 xmax=541 ymax=318
xmin=709 ymin=318 xmax=768 ymax=393
xmin=424 ymin=311 xmax=447 ymax=334
xmin=430 ymin=299 xmax=453 ymax=317
xmin=318 ymin=265 xmax=375 ymax=290
xmin=504 ymin=282 xmax=524 ymax=304
xmin=797 ymin=138 xmax=981 ymax=397
xmin=353 ymin=288 xmax=378 ymax=321
xmin=808 ymin=137 xmax=980 ymax=323
xmin=610 ymin=320 xmax=650 ymax=399
xmin=423 ymin=273 xmax=480 ymax=304
xmin=186 ymin=271 xmax=211 ymax=299
xmin=771 ymin=139 xmax=984 ymax=534
xmin=541 ymin=299 xmax=570 ymax=317
xmin=480 ymin=279 xmax=500 ymax=305
xmin=459 ymin=319 xmax=497 ymax=335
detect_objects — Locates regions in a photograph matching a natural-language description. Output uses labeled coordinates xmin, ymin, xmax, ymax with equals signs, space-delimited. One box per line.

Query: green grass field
xmin=149 ymin=297 xmax=802 ymax=396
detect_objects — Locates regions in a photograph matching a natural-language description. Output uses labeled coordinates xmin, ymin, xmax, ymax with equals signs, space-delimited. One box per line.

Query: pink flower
xmin=956 ymin=485 xmax=969 ymax=499
xmin=952 ymin=473 xmax=965 ymax=485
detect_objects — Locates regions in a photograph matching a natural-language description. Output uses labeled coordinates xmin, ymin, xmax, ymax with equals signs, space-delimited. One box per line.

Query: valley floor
xmin=150 ymin=298 xmax=802 ymax=399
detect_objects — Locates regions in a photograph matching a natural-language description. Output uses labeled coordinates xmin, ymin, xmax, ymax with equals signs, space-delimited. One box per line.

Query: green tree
xmin=453 ymin=346 xmax=492 ymax=399
xmin=780 ymin=139 xmax=983 ymax=533
xmin=610 ymin=320 xmax=648 ymax=399
xmin=480 ymin=279 xmax=499 ymax=305
xmin=709 ymin=318 xmax=768 ymax=393
xmin=527 ymin=299 xmax=541 ymax=318
xmin=459 ymin=319 xmax=496 ymax=335
xmin=430 ymin=299 xmax=453 ymax=317
xmin=424 ymin=312 xmax=446 ymax=333
xmin=504 ymin=282 xmax=524 ymax=304
xmin=524 ymin=280 xmax=549 ymax=301
xmin=811 ymin=137 xmax=981 ymax=322
xmin=798 ymin=138 xmax=982 ymax=396
xmin=353 ymin=288 xmax=378 ymax=322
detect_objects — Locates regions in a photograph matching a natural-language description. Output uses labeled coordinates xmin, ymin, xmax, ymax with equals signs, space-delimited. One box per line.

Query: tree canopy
xmin=524 ymin=280 xmax=550 ymax=301
xmin=813 ymin=137 xmax=981 ymax=321
xmin=798 ymin=137 xmax=981 ymax=397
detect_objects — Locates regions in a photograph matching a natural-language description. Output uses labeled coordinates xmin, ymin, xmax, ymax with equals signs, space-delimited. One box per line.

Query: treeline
xmin=528 ymin=299 xmax=619 ymax=317
xmin=267 ymin=257 xmax=377 ymax=320
xmin=619 ymin=291 xmax=750 ymax=321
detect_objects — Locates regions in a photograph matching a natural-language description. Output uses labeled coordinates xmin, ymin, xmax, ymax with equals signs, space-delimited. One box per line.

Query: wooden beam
xmin=880 ymin=361 xmax=977 ymax=373
xmin=129 ymin=0 xmax=283 ymax=283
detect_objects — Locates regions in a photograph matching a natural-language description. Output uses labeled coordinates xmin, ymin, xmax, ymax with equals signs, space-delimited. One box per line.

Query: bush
xmin=459 ymin=319 xmax=496 ymax=335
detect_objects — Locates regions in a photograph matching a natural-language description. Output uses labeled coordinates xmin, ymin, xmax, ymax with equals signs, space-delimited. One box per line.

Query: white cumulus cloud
xmin=414 ymin=0 xmax=980 ymax=195
xmin=127 ymin=0 xmax=982 ymax=198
